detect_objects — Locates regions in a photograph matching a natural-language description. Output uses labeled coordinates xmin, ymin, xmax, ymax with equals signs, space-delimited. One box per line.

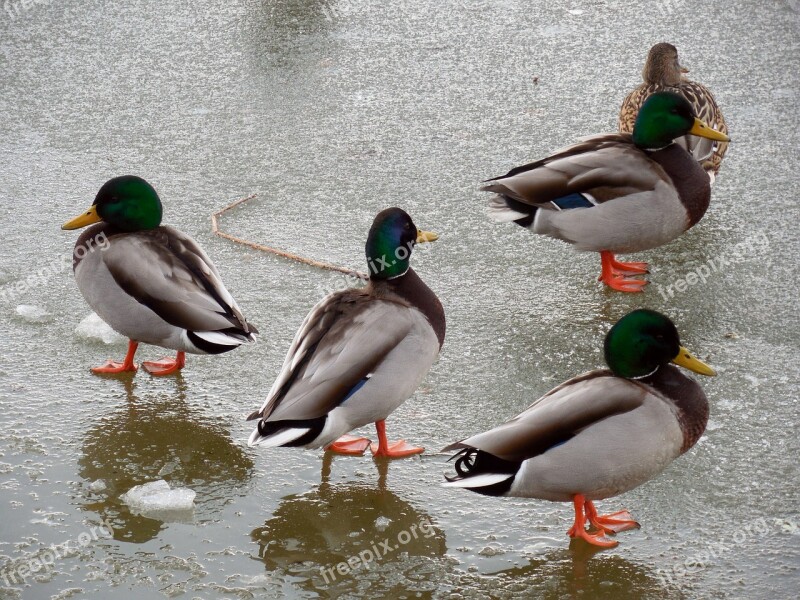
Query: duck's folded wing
xmin=482 ymin=134 xmax=664 ymax=206
xmin=247 ymin=291 xmax=415 ymax=422
xmin=443 ymin=373 xmax=647 ymax=462
xmin=102 ymin=227 xmax=253 ymax=334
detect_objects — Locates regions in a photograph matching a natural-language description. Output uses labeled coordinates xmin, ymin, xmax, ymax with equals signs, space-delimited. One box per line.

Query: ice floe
xmin=15 ymin=304 xmax=50 ymax=323
xmin=75 ymin=313 xmax=125 ymax=344
xmin=120 ymin=480 xmax=196 ymax=519
xmin=88 ymin=480 xmax=107 ymax=493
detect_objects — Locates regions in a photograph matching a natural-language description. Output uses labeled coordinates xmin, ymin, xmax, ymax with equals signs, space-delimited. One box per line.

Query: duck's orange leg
xmin=370 ymin=420 xmax=424 ymax=458
xmin=584 ymin=500 xmax=640 ymax=534
xmin=566 ymin=494 xmax=618 ymax=547
xmin=598 ymin=251 xmax=648 ymax=293
xmin=326 ymin=435 xmax=371 ymax=456
xmin=91 ymin=340 xmax=139 ymax=374
xmin=142 ymin=351 xmax=186 ymax=376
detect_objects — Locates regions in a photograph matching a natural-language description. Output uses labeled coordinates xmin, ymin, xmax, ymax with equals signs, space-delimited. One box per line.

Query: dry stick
xmin=211 ymin=194 xmax=368 ymax=278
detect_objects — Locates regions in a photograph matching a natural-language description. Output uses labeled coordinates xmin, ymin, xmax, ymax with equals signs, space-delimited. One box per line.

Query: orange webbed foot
xmin=607 ymin=255 xmax=649 ymax=275
xmin=598 ymin=251 xmax=649 ymax=293
xmin=369 ymin=439 xmax=424 ymax=458
xmin=326 ymin=435 xmax=371 ymax=456
xmin=370 ymin=420 xmax=423 ymax=458
xmin=91 ymin=340 xmax=139 ymax=374
xmin=142 ymin=352 xmax=185 ymax=376
xmin=91 ymin=360 xmax=138 ymax=374
xmin=588 ymin=509 xmax=640 ymax=534
xmin=568 ymin=525 xmax=619 ymax=548
xmin=601 ymin=275 xmax=649 ymax=293
xmin=567 ymin=494 xmax=619 ymax=549
xmin=613 ymin=262 xmax=649 ymax=275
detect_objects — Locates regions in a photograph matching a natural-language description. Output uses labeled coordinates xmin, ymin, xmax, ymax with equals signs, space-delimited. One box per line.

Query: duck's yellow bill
xmin=416 ymin=229 xmax=439 ymax=243
xmin=62 ymin=205 xmax=101 ymax=230
xmin=689 ymin=118 xmax=730 ymax=142
xmin=672 ymin=346 xmax=716 ymax=376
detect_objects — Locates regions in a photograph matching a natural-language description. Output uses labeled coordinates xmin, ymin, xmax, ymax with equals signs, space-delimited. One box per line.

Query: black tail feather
xmin=256 ymin=416 xmax=327 ymax=447
xmin=188 ymin=328 xmax=254 ymax=354
xmin=503 ymin=195 xmax=537 ymax=228
xmin=446 ymin=448 xmax=519 ymax=497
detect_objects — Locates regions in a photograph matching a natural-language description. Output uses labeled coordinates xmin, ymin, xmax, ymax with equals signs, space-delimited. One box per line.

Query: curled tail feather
xmin=443 ymin=447 xmax=519 ymax=496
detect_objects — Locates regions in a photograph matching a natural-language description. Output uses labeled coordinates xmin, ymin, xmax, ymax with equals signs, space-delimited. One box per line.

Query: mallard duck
xmin=247 ymin=208 xmax=445 ymax=458
xmin=484 ymin=91 xmax=730 ymax=292
xmin=619 ymin=43 xmax=729 ymax=182
xmin=443 ymin=310 xmax=715 ymax=547
xmin=62 ymin=176 xmax=257 ymax=376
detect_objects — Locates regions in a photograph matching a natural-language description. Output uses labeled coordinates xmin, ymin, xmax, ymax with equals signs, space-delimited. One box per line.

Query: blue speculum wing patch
xmin=341 ymin=375 xmax=370 ymax=404
xmin=550 ymin=193 xmax=595 ymax=210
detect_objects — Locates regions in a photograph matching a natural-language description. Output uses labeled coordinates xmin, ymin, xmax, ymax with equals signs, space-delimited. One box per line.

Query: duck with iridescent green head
xmin=247 ymin=207 xmax=445 ymax=459
xmin=62 ymin=176 xmax=257 ymax=376
xmin=444 ymin=309 xmax=715 ymax=548
xmin=484 ymin=91 xmax=730 ymax=292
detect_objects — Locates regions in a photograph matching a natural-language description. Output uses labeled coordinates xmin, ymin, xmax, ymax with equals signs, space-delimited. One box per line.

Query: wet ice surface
xmin=0 ymin=0 xmax=799 ymax=598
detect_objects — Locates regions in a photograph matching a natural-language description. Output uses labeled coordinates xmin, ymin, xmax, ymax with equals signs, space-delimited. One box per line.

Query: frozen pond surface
xmin=1 ymin=0 xmax=799 ymax=598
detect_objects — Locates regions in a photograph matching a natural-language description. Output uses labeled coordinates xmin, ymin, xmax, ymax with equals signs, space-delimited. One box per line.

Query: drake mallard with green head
xmin=619 ymin=43 xmax=729 ymax=182
xmin=484 ymin=91 xmax=730 ymax=292
xmin=62 ymin=176 xmax=257 ymax=376
xmin=247 ymin=207 xmax=445 ymax=459
xmin=444 ymin=309 xmax=715 ymax=548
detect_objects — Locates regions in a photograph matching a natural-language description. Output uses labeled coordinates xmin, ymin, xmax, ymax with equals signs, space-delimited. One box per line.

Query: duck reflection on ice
xmin=251 ymin=455 xmax=446 ymax=595
xmin=78 ymin=378 xmax=254 ymax=543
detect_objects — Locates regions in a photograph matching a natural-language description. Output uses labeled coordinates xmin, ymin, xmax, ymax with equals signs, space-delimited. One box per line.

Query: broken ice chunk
xmin=88 ymin=479 xmax=107 ymax=493
xmin=120 ymin=480 xmax=195 ymax=518
xmin=15 ymin=305 xmax=50 ymax=323
xmin=75 ymin=313 xmax=125 ymax=344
